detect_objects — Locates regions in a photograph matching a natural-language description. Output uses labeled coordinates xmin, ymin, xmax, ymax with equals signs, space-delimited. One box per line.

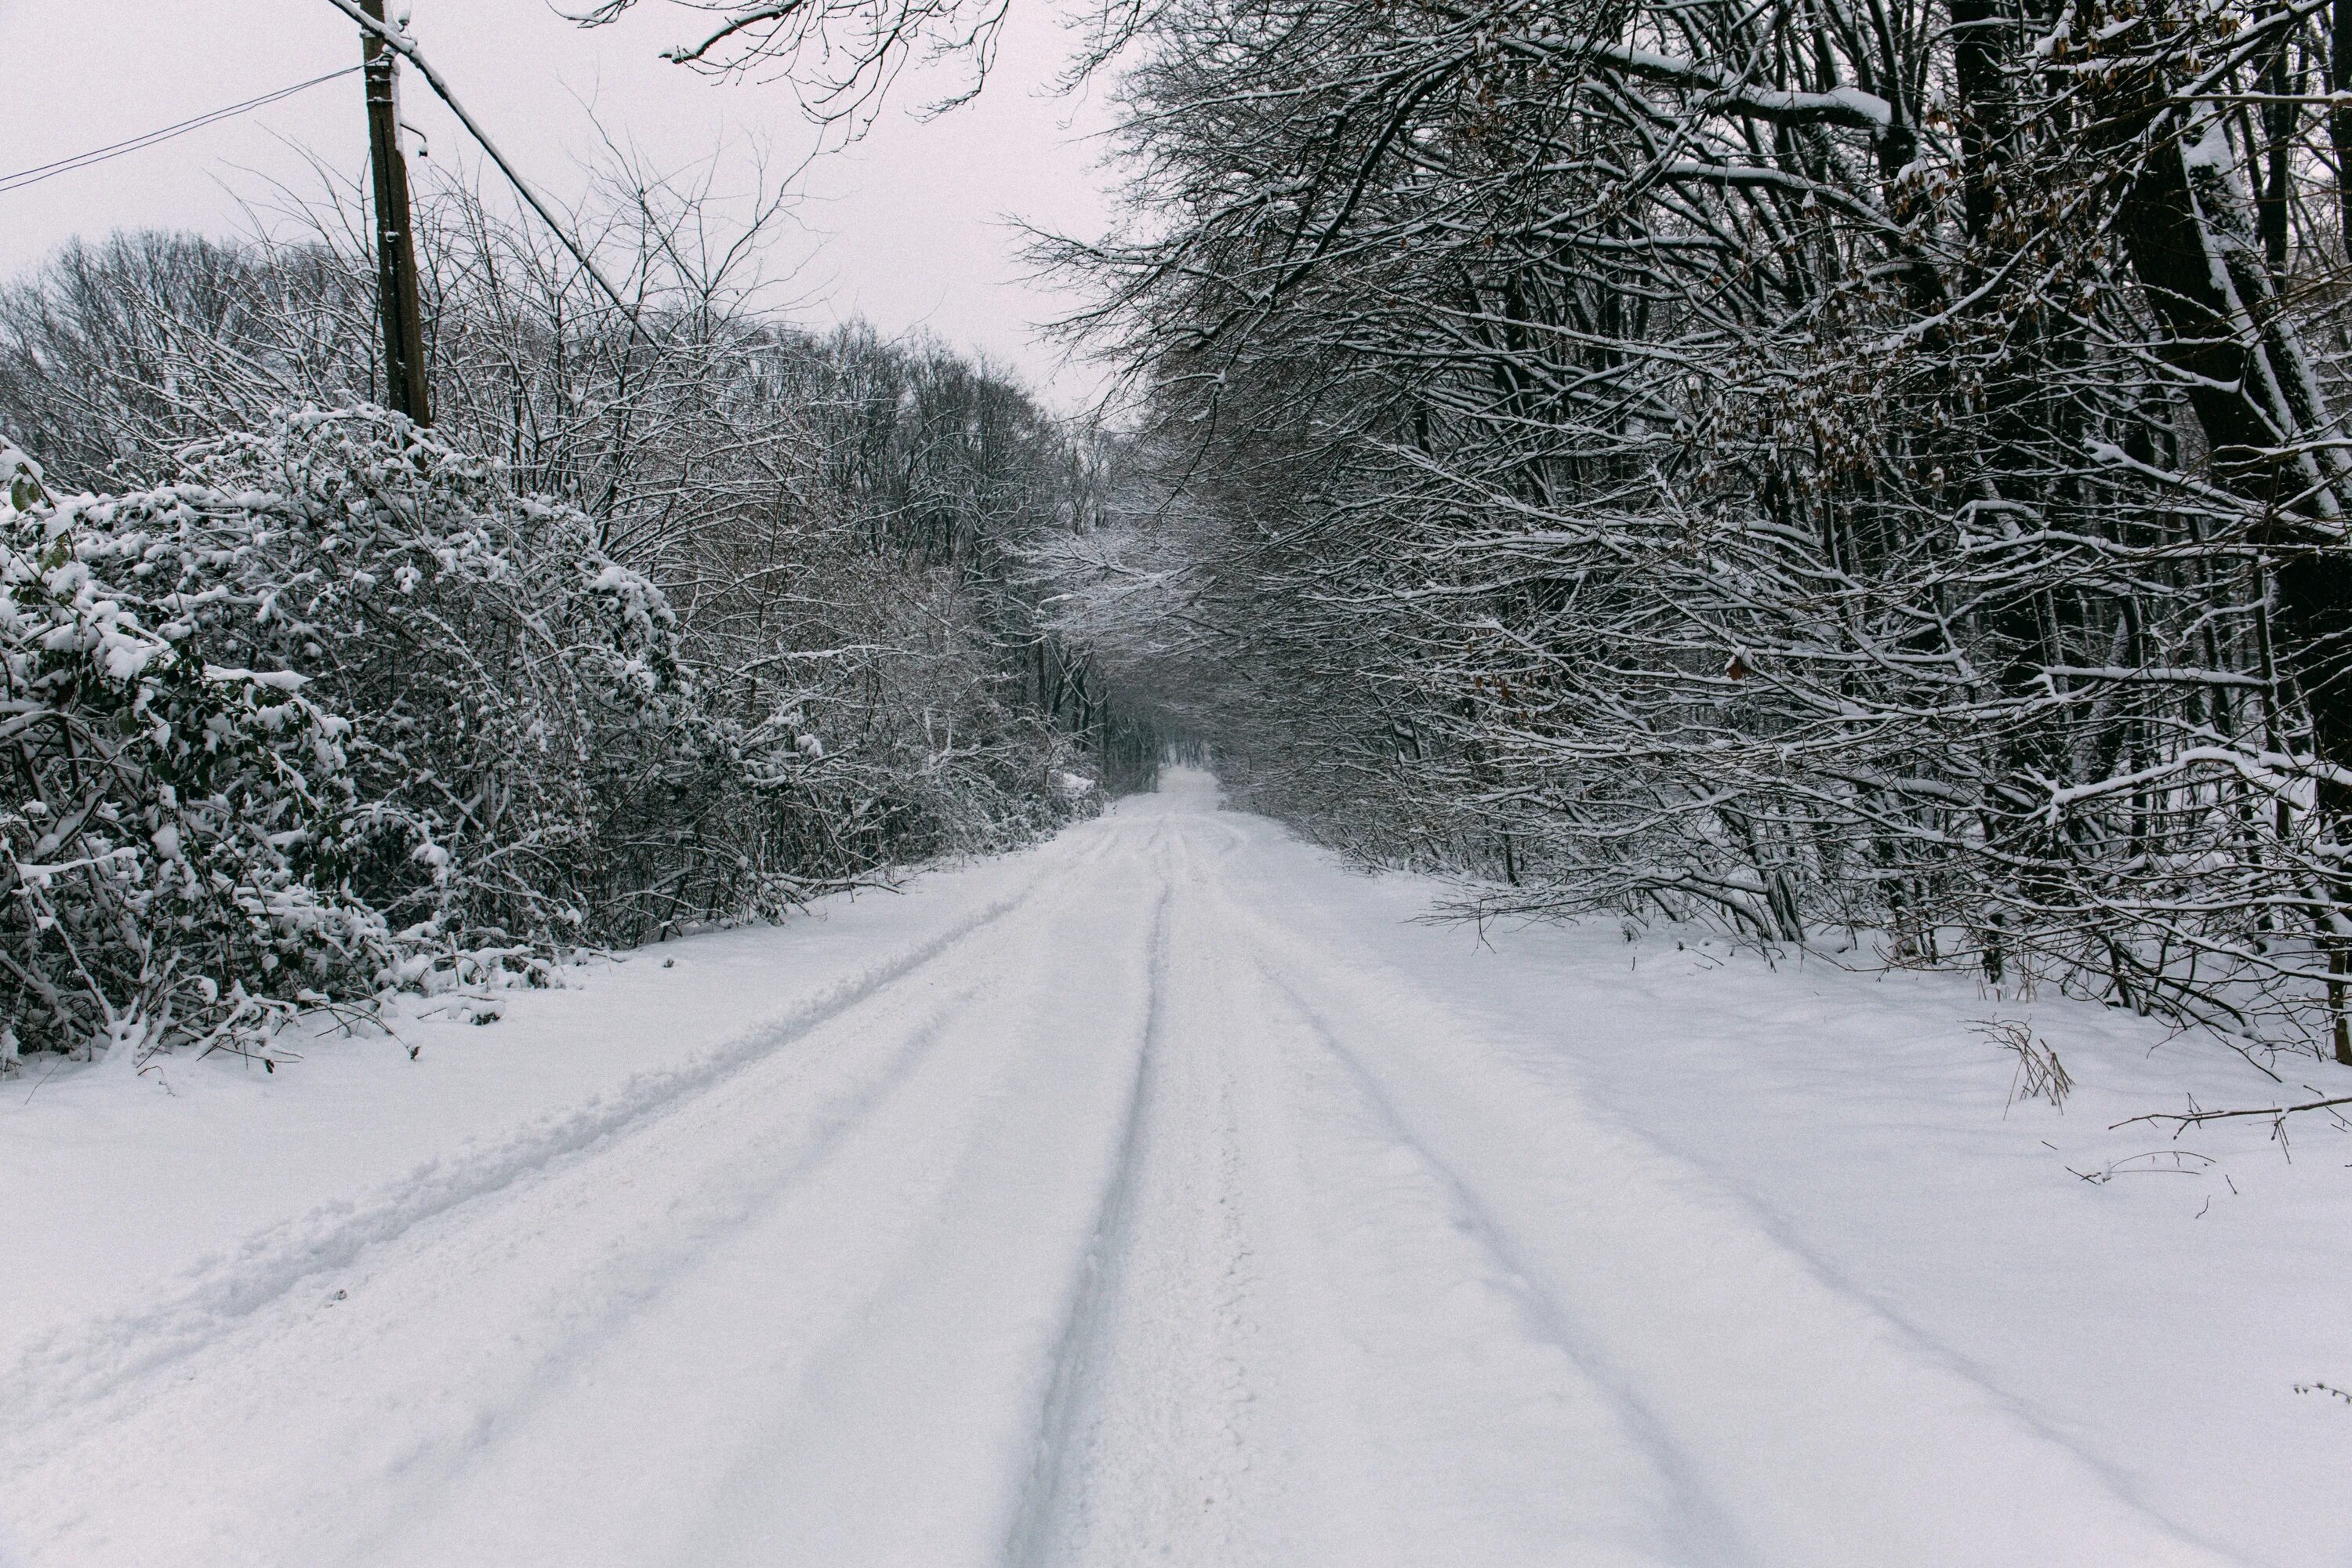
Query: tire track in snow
xmin=646 ymin=815 xmax=1182 ymax=1566
xmin=0 ymin=840 xmax=1080 ymax=1438
xmin=1017 ymin=816 xmax=1701 ymax=1567
xmin=1212 ymin=871 xmax=2249 ymax=1568
xmin=1001 ymin=820 xmax=1279 ymax=1567
xmin=319 ymin=975 xmax=1007 ymax=1562
xmin=4 ymin=826 xmax=1138 ymax=1566
xmin=1001 ymin=880 xmax=1178 ymax=1567
xmin=1242 ymin=951 xmax=1752 ymax=1568
xmin=338 ymin=863 xmax=1149 ymax=1568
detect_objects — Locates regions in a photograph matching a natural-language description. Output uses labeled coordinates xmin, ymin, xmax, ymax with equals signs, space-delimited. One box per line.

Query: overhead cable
xmin=0 ymin=67 xmax=365 ymax=196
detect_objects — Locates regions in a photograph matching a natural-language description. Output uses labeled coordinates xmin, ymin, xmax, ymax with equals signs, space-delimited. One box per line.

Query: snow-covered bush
xmin=0 ymin=194 xmax=1156 ymax=1066
xmin=1 ymin=406 xmax=822 ymax=1062
xmin=0 ymin=223 xmax=1152 ymax=1064
xmin=1 ymin=438 xmax=387 ymax=1065
xmin=39 ymin=406 xmax=893 ymax=957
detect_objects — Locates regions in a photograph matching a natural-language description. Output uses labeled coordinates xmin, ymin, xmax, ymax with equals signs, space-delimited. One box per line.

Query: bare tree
xmin=1022 ymin=0 xmax=2352 ymax=1066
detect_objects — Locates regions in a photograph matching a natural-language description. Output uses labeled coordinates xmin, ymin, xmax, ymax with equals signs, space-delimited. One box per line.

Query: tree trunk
xmin=2105 ymin=101 xmax=2352 ymax=821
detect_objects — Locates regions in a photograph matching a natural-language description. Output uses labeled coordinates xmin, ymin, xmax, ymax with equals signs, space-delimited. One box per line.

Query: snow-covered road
xmin=1 ymin=773 xmax=2330 ymax=1566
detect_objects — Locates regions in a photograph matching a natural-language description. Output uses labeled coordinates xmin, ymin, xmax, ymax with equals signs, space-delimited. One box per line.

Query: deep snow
xmin=4 ymin=770 xmax=2348 ymax=1566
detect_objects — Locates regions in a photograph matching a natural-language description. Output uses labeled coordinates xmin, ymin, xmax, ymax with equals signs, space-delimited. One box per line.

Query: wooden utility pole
xmin=360 ymin=0 xmax=430 ymax=424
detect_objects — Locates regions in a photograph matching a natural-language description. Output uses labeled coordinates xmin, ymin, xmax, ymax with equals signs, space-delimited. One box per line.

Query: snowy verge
xmin=1216 ymin=826 xmax=2352 ymax=1566
xmin=0 ymin=844 xmax=1054 ymax=1402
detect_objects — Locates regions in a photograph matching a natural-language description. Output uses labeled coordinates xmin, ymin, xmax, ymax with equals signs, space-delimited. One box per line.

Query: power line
xmin=0 ymin=67 xmax=365 ymax=197
xmin=318 ymin=0 xmax=652 ymax=347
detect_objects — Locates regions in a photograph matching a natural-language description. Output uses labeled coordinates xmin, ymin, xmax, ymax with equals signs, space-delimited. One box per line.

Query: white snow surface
xmin=5 ymin=769 xmax=2348 ymax=1566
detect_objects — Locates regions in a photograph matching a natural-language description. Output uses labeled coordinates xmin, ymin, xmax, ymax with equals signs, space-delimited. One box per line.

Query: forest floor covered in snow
xmin=3 ymin=770 xmax=2347 ymax=1566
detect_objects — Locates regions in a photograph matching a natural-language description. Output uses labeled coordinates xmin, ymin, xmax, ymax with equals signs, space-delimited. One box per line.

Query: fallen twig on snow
xmin=2111 ymin=1093 xmax=2352 ymax=1132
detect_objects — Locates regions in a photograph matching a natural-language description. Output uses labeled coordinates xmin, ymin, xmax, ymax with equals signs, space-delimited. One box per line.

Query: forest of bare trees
xmin=0 ymin=173 xmax=1148 ymax=1064
xmin=1007 ymin=0 xmax=2352 ymax=1072
xmin=17 ymin=0 xmax=2352 ymax=1076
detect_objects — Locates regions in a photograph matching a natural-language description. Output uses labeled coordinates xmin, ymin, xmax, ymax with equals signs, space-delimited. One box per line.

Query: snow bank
xmin=2 ymin=846 xmax=1043 ymax=1346
xmin=1220 ymin=819 xmax=2352 ymax=1565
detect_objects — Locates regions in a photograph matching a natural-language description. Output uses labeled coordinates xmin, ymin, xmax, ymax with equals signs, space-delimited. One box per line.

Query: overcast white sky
xmin=0 ymin=0 xmax=1120 ymax=408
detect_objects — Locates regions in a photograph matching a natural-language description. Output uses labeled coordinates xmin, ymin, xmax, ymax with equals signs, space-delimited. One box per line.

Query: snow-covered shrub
xmin=0 ymin=209 xmax=1154 ymax=1065
xmin=1 ymin=439 xmax=387 ymax=1065
xmin=1 ymin=386 xmax=1120 ymax=1068
xmin=55 ymin=406 xmax=746 ymax=957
